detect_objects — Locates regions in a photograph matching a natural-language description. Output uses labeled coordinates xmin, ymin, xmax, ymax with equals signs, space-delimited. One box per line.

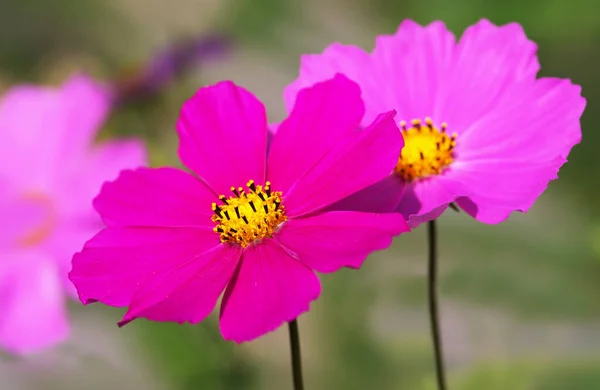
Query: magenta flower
xmin=0 ymin=74 xmax=146 ymax=354
xmin=69 ymin=74 xmax=409 ymax=342
xmin=284 ymin=19 xmax=586 ymax=227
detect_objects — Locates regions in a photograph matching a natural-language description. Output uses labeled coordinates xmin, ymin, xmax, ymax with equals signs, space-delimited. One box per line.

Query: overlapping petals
xmin=285 ymin=19 xmax=585 ymax=226
xmin=70 ymin=74 xmax=409 ymax=342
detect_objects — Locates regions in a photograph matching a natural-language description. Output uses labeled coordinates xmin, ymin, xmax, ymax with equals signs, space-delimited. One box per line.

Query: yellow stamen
xmin=394 ymin=117 xmax=457 ymax=182
xmin=212 ymin=180 xmax=287 ymax=247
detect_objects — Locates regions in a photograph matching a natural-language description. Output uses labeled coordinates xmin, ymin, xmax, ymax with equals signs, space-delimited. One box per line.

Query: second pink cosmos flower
xmin=285 ymin=19 xmax=586 ymax=227
xmin=69 ymin=74 xmax=409 ymax=342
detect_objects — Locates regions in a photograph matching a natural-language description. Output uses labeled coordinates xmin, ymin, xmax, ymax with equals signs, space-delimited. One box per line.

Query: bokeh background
xmin=1 ymin=0 xmax=599 ymax=389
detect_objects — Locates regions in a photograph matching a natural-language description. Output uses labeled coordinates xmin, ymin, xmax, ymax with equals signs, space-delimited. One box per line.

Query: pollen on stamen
xmin=211 ymin=180 xmax=287 ymax=247
xmin=394 ymin=117 xmax=457 ymax=182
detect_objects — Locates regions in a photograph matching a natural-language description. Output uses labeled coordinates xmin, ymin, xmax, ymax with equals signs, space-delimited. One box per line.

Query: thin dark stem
xmin=427 ymin=220 xmax=447 ymax=390
xmin=288 ymin=319 xmax=304 ymax=390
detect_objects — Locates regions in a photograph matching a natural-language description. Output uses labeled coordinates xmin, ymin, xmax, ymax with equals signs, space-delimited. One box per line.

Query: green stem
xmin=288 ymin=319 xmax=304 ymax=390
xmin=427 ymin=220 xmax=447 ymax=390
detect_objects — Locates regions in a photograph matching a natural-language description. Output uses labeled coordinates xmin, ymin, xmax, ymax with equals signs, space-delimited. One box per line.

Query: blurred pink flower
xmin=69 ymin=74 xmax=409 ymax=343
xmin=284 ymin=19 xmax=586 ymax=227
xmin=0 ymin=74 xmax=146 ymax=354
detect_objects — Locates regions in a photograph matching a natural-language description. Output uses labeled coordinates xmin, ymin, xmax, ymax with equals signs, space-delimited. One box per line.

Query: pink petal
xmin=58 ymin=139 xmax=147 ymax=220
xmin=267 ymin=74 xmax=365 ymax=196
xmin=0 ymin=74 xmax=110 ymax=190
xmin=46 ymin=222 xmax=101 ymax=298
xmin=93 ymin=167 xmax=215 ymax=228
xmin=282 ymin=111 xmax=402 ymax=217
xmin=69 ymin=226 xmax=221 ymax=307
xmin=0 ymin=251 xmax=69 ymax=354
xmin=0 ymin=185 xmax=45 ymax=248
xmin=404 ymin=203 xmax=449 ymax=229
xmin=458 ymin=78 xmax=584 ymax=161
xmin=283 ymin=44 xmax=387 ymax=126
xmin=447 ymin=78 xmax=585 ymax=224
xmin=219 ymin=238 xmax=321 ymax=343
xmin=45 ymin=140 xmax=146 ymax=299
xmin=276 ymin=211 xmax=409 ymax=273
xmin=437 ymin=19 xmax=540 ymax=130
xmin=120 ymin=244 xmax=241 ymax=326
xmin=452 ymin=156 xmax=566 ymax=224
xmin=396 ymin=77 xmax=584 ymax=227
xmin=0 ymin=87 xmax=62 ymax=189
xmin=396 ymin=173 xmax=472 ymax=228
xmin=370 ymin=19 xmax=539 ymax=131
xmin=58 ymin=74 xmax=112 ymax=159
xmin=176 ymin=81 xmax=268 ymax=196
xmin=371 ymin=20 xmax=457 ymax=122
xmin=325 ymin=174 xmax=407 ymax=214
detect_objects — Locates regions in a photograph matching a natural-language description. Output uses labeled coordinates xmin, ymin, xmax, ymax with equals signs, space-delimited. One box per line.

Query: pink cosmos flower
xmin=0 ymin=74 xmax=146 ymax=354
xmin=284 ymin=19 xmax=586 ymax=227
xmin=69 ymin=74 xmax=409 ymax=342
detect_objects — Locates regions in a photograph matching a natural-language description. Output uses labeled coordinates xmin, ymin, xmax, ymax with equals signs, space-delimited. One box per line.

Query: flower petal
xmin=0 ymin=87 xmax=60 ymax=189
xmin=47 ymin=223 xmax=100 ymax=298
xmin=283 ymin=45 xmax=387 ymax=126
xmin=93 ymin=167 xmax=215 ymax=228
xmin=176 ymin=81 xmax=268 ymax=196
xmin=120 ymin=244 xmax=241 ymax=326
xmin=0 ymin=74 xmax=110 ymax=190
xmin=439 ymin=19 xmax=540 ymax=130
xmin=372 ymin=20 xmax=457 ymax=121
xmin=282 ymin=111 xmax=402 ymax=217
xmin=0 ymin=251 xmax=69 ymax=354
xmin=69 ymin=226 xmax=221 ymax=306
xmin=267 ymin=74 xmax=365 ymax=196
xmin=276 ymin=211 xmax=409 ymax=273
xmin=0 ymin=184 xmax=46 ymax=248
xmin=325 ymin=174 xmax=407 ymax=214
xmin=219 ymin=238 xmax=321 ymax=343
xmin=448 ymin=78 xmax=585 ymax=224
xmin=58 ymin=139 xmax=147 ymax=220
xmin=457 ymin=78 xmax=584 ymax=161
xmin=396 ymin=173 xmax=471 ymax=228
xmin=371 ymin=19 xmax=539 ymax=131
xmin=59 ymin=74 xmax=112 ymax=158
xmin=453 ymin=156 xmax=566 ymax=224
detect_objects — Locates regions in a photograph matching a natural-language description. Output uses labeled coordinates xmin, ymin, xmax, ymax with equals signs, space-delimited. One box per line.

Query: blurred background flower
xmin=0 ymin=74 xmax=145 ymax=355
xmin=0 ymin=0 xmax=598 ymax=389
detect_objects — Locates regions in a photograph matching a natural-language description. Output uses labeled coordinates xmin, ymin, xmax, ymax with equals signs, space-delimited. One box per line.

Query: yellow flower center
xmin=394 ymin=118 xmax=457 ymax=182
xmin=18 ymin=192 xmax=57 ymax=247
xmin=212 ymin=180 xmax=287 ymax=248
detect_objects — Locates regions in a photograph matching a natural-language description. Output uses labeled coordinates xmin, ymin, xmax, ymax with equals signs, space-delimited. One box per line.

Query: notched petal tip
xmin=374 ymin=109 xmax=398 ymax=121
xmin=82 ymin=297 xmax=99 ymax=305
xmin=218 ymin=240 xmax=321 ymax=343
xmin=117 ymin=316 xmax=134 ymax=328
xmin=285 ymin=68 xmax=365 ymax=116
xmin=393 ymin=19 xmax=452 ymax=36
xmin=329 ymin=72 xmax=355 ymax=84
xmin=396 ymin=18 xmax=422 ymax=32
xmin=474 ymin=18 xmax=525 ymax=32
xmin=176 ymin=78 xmax=268 ymax=195
xmin=305 ymin=72 xmax=363 ymax=103
xmin=366 ymin=109 xmax=402 ymax=144
xmin=92 ymin=168 xmax=137 ymax=213
xmin=466 ymin=18 xmax=538 ymax=52
xmin=200 ymin=79 xmax=238 ymax=93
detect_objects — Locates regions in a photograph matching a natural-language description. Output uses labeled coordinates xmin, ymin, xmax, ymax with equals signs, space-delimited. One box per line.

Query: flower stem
xmin=288 ymin=319 xmax=304 ymax=390
xmin=427 ymin=220 xmax=447 ymax=390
